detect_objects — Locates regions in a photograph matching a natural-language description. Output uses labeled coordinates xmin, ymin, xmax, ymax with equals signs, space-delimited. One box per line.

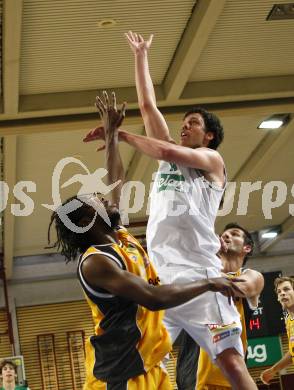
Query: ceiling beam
xmin=3 ymin=135 xmax=17 ymax=279
xmin=2 ymin=0 xmax=23 ymax=115
xmin=0 ymin=85 xmax=161 ymax=120
xmin=181 ymin=75 xmax=294 ymax=103
xmin=18 ymin=86 xmax=166 ymax=114
xmin=1 ymin=97 xmax=294 ymax=137
xmin=163 ymin=0 xmax=226 ymax=101
xmin=0 ymin=115 xmax=145 ymax=137
xmin=0 ymin=74 xmax=292 ymax=121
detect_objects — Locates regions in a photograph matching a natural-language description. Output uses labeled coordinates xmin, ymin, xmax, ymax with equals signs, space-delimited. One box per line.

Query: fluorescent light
xmin=267 ymin=3 xmax=294 ymax=20
xmin=261 ymin=231 xmax=278 ymax=239
xmin=258 ymin=120 xmax=284 ymax=129
xmin=258 ymin=114 xmax=290 ymax=129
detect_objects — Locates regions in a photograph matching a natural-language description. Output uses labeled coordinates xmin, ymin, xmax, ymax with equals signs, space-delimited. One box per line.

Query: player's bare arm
xmin=95 ymin=91 xmax=126 ymax=206
xmin=231 ymin=270 xmax=264 ymax=308
xmin=83 ymin=91 xmax=126 ymax=206
xmin=125 ymin=31 xmax=174 ymax=142
xmin=260 ymin=351 xmax=292 ymax=384
xmin=118 ymin=129 xmax=225 ymax=185
xmin=81 ymin=253 xmax=245 ymax=311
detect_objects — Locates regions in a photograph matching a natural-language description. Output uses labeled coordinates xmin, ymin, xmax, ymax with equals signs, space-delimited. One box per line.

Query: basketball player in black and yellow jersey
xmin=195 ymin=224 xmax=264 ymax=390
xmin=176 ymin=224 xmax=264 ymax=390
xmin=48 ymin=92 xmax=245 ymax=390
xmin=260 ymin=276 xmax=294 ymax=385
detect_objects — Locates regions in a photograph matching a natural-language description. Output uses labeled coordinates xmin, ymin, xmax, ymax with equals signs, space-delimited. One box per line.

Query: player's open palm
xmin=96 ymin=91 xmax=126 ymax=131
xmin=125 ymin=31 xmax=153 ymax=54
xmin=83 ymin=91 xmax=126 ymax=151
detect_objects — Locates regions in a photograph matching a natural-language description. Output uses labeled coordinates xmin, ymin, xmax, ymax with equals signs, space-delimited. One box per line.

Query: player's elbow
xmin=149 ymin=143 xmax=172 ymax=161
xmin=160 ymin=144 xmax=178 ymax=162
xmin=139 ymin=100 xmax=156 ymax=114
xmin=142 ymin=289 xmax=166 ymax=311
xmin=145 ymin=301 xmax=162 ymax=311
xmin=249 ymin=274 xmax=264 ymax=297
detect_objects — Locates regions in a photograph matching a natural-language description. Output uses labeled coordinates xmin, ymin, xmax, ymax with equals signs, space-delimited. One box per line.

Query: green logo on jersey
xmin=156 ymin=173 xmax=185 ymax=192
xmin=169 ymin=163 xmax=178 ymax=171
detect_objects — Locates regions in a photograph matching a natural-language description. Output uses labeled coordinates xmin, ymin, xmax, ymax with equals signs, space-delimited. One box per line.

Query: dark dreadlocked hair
xmin=47 ymin=195 xmax=93 ymax=263
xmin=223 ymin=223 xmax=254 ymax=265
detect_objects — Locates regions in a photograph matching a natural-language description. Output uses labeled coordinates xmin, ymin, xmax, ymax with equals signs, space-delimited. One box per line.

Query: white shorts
xmin=159 ymin=266 xmax=244 ymax=361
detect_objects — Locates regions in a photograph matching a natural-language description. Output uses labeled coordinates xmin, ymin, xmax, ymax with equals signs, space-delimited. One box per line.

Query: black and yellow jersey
xmin=285 ymin=313 xmax=294 ymax=364
xmin=77 ymin=227 xmax=171 ymax=384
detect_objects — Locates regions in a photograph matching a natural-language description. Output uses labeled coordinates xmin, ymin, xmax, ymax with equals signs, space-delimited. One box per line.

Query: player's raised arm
xmin=125 ymin=31 xmax=174 ymax=143
xmin=93 ymin=91 xmax=126 ymax=206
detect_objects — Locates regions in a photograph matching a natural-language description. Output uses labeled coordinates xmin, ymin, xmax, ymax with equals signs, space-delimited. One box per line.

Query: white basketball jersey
xmin=146 ymin=161 xmax=225 ymax=271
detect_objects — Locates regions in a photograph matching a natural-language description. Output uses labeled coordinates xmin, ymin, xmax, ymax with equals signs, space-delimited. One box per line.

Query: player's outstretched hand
xmin=125 ymin=31 xmax=153 ymax=54
xmin=95 ymin=90 xmax=126 ymax=131
xmin=260 ymin=368 xmax=275 ymax=384
xmin=83 ymin=126 xmax=106 ymax=151
xmin=83 ymin=126 xmax=105 ymax=142
xmin=208 ymin=277 xmax=246 ymax=305
xmin=83 ymin=91 xmax=126 ymax=151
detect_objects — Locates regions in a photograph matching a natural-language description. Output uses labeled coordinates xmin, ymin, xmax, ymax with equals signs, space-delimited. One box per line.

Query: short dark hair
xmin=0 ymin=359 xmax=17 ymax=373
xmin=184 ymin=107 xmax=224 ymax=150
xmin=274 ymin=276 xmax=294 ymax=293
xmin=223 ymin=223 xmax=254 ymax=265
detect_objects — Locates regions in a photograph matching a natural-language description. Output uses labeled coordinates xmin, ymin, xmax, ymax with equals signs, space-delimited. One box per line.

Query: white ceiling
xmin=1 ymin=0 xmax=294 ymax=278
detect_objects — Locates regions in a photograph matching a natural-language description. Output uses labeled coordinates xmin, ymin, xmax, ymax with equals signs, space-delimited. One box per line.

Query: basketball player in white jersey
xmin=83 ymin=33 xmax=257 ymax=389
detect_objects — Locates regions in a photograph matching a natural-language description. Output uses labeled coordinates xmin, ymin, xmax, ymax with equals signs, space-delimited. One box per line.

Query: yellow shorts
xmin=83 ymin=363 xmax=172 ymax=390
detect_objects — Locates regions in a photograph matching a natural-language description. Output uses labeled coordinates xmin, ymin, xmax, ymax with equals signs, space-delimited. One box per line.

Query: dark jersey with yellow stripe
xmin=77 ymin=227 xmax=171 ymax=384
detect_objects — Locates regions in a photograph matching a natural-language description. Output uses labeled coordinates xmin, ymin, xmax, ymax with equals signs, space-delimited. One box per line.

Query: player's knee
xmin=217 ymin=349 xmax=245 ymax=380
xmin=226 ymin=359 xmax=244 ymax=380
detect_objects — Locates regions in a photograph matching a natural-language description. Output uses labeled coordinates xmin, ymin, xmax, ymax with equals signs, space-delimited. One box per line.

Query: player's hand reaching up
xmin=83 ymin=91 xmax=126 ymax=151
xmin=125 ymin=31 xmax=153 ymax=54
xmin=95 ymin=90 xmax=126 ymax=133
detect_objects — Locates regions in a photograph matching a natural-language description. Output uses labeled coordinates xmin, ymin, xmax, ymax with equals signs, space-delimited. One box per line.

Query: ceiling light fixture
xmin=261 ymin=231 xmax=278 ymax=239
xmin=97 ymin=19 xmax=117 ymax=28
xmin=259 ymin=226 xmax=281 ymax=240
xmin=267 ymin=3 xmax=294 ymax=20
xmin=258 ymin=120 xmax=284 ymax=129
xmin=258 ymin=226 xmax=282 ymax=252
xmin=258 ymin=114 xmax=290 ymax=129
